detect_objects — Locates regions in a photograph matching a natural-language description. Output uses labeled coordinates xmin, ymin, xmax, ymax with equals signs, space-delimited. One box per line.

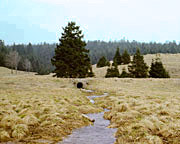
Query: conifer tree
xmin=119 ymin=67 xmax=129 ymax=78
xmin=105 ymin=62 xmax=119 ymax=78
xmin=113 ymin=47 xmax=122 ymax=65
xmin=128 ymin=48 xmax=148 ymax=78
xmin=149 ymin=58 xmax=170 ymax=78
xmin=97 ymin=56 xmax=110 ymax=68
xmin=121 ymin=49 xmax=131 ymax=64
xmin=51 ymin=22 xmax=94 ymax=78
xmin=0 ymin=40 xmax=7 ymax=67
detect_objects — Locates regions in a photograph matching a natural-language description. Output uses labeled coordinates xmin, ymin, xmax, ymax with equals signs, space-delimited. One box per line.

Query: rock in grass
xmin=82 ymin=114 xmax=95 ymax=122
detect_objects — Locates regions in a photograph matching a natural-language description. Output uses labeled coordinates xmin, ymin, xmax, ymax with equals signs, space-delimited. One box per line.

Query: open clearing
xmin=0 ymin=53 xmax=180 ymax=143
xmin=0 ymin=67 xmax=103 ymax=143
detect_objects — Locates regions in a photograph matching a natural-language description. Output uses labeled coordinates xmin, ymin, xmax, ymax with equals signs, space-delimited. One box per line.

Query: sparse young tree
xmin=113 ymin=47 xmax=122 ymax=66
xmin=121 ymin=49 xmax=131 ymax=64
xmin=128 ymin=49 xmax=148 ymax=78
xmin=6 ymin=51 xmax=21 ymax=74
xmin=97 ymin=56 xmax=110 ymax=68
xmin=51 ymin=22 xmax=94 ymax=78
xmin=149 ymin=58 xmax=170 ymax=78
xmin=24 ymin=59 xmax=31 ymax=72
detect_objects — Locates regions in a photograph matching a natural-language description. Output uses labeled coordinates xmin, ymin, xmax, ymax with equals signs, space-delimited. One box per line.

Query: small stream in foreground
xmin=59 ymin=89 xmax=117 ymax=144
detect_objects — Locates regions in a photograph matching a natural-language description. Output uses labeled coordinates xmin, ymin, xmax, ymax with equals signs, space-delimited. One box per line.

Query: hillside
xmin=92 ymin=53 xmax=180 ymax=78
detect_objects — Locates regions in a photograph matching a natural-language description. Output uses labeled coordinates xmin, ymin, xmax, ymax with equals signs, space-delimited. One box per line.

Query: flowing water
xmin=1 ymin=90 xmax=117 ymax=144
xmin=59 ymin=90 xmax=117 ymax=144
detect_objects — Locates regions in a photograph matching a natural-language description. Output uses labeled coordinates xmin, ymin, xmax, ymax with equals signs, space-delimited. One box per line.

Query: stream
xmin=0 ymin=90 xmax=117 ymax=144
xmin=59 ymin=89 xmax=117 ymax=144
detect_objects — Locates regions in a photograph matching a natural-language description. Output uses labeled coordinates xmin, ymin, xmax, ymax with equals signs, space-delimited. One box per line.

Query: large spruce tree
xmin=149 ymin=58 xmax=170 ymax=78
xmin=51 ymin=22 xmax=93 ymax=78
xmin=128 ymin=49 xmax=148 ymax=78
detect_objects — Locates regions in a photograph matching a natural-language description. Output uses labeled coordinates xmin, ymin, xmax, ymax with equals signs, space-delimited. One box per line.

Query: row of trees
xmin=97 ymin=48 xmax=131 ymax=68
xmin=1 ymin=39 xmax=180 ymax=74
xmin=87 ymin=40 xmax=180 ymax=64
xmin=0 ymin=41 xmax=55 ymax=74
xmin=51 ymin=22 xmax=169 ymax=78
xmin=0 ymin=22 xmax=177 ymax=77
xmin=105 ymin=49 xmax=170 ymax=78
xmin=3 ymin=50 xmax=31 ymax=74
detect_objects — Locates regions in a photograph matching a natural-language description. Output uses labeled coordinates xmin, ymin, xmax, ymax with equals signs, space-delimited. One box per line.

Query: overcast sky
xmin=0 ymin=0 xmax=180 ymax=44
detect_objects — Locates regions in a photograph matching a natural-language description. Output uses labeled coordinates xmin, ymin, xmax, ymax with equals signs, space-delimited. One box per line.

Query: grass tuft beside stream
xmin=0 ymin=67 xmax=102 ymax=143
xmin=88 ymin=78 xmax=180 ymax=144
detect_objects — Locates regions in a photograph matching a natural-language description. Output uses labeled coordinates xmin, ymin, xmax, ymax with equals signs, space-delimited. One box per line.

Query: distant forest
xmin=0 ymin=39 xmax=180 ymax=74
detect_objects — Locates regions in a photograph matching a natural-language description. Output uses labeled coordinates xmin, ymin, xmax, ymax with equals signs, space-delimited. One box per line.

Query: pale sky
xmin=0 ymin=0 xmax=180 ymax=44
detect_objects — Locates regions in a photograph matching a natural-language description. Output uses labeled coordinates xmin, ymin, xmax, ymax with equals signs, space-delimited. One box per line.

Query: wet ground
xmin=1 ymin=90 xmax=117 ymax=144
xmin=59 ymin=91 xmax=117 ymax=144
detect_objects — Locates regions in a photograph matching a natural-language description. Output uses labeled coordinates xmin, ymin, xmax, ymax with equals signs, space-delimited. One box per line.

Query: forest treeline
xmin=0 ymin=39 xmax=180 ymax=74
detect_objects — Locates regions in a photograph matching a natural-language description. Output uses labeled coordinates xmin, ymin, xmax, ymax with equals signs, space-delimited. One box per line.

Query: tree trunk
xmin=16 ymin=67 xmax=17 ymax=74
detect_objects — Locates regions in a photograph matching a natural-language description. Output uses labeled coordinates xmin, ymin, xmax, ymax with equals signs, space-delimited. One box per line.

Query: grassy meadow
xmin=87 ymin=78 xmax=180 ymax=143
xmin=0 ymin=53 xmax=180 ymax=143
xmin=0 ymin=67 xmax=102 ymax=143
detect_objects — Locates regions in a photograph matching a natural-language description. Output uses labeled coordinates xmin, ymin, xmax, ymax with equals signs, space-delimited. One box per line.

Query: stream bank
xmin=59 ymin=90 xmax=117 ymax=144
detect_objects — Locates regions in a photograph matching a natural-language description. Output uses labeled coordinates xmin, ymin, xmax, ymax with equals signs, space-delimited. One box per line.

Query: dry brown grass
xmin=0 ymin=67 xmax=103 ymax=143
xmin=1 ymin=54 xmax=180 ymax=144
xmin=87 ymin=78 xmax=180 ymax=144
xmin=92 ymin=53 xmax=180 ymax=78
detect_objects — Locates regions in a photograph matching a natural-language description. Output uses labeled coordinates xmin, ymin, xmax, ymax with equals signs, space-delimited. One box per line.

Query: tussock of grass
xmin=88 ymin=78 xmax=180 ymax=144
xmin=12 ymin=124 xmax=29 ymax=139
xmin=0 ymin=67 xmax=102 ymax=142
xmin=0 ymin=130 xmax=10 ymax=141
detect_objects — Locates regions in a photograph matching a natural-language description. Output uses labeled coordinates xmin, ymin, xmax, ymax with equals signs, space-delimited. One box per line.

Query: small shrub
xmin=105 ymin=65 xmax=119 ymax=78
xmin=149 ymin=58 xmax=170 ymax=78
xmin=97 ymin=56 xmax=110 ymax=68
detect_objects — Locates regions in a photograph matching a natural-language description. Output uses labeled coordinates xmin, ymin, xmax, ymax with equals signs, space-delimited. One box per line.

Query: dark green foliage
xmin=51 ymin=22 xmax=93 ymax=78
xmin=128 ymin=49 xmax=149 ymax=78
xmin=113 ymin=47 xmax=122 ymax=66
xmin=106 ymin=61 xmax=110 ymax=67
xmin=119 ymin=67 xmax=130 ymax=78
xmin=2 ymin=39 xmax=180 ymax=74
xmin=121 ymin=49 xmax=131 ymax=64
xmin=18 ymin=57 xmax=26 ymax=71
xmin=105 ymin=65 xmax=119 ymax=78
xmin=149 ymin=58 xmax=170 ymax=78
xmin=97 ymin=56 xmax=110 ymax=68
xmin=27 ymin=43 xmax=33 ymax=55
xmin=86 ymin=40 xmax=180 ymax=64
xmin=0 ymin=40 xmax=8 ymax=67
